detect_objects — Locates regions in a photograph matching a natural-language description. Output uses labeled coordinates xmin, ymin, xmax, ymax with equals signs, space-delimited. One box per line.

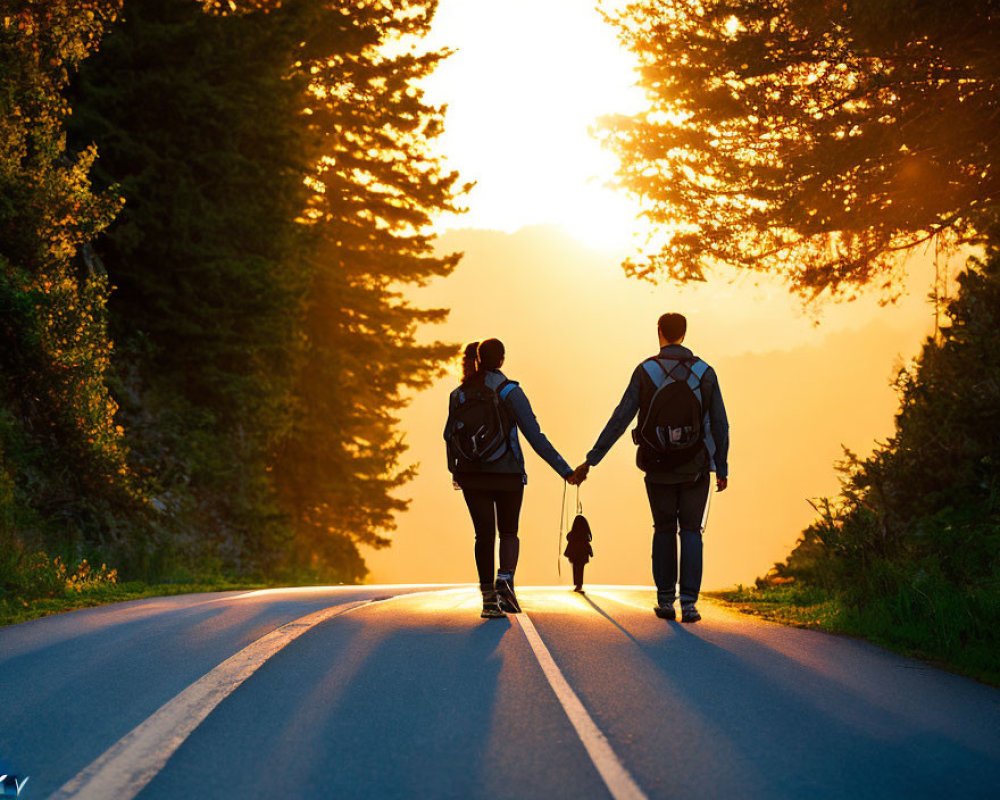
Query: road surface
xmin=1 ymin=585 xmax=998 ymax=799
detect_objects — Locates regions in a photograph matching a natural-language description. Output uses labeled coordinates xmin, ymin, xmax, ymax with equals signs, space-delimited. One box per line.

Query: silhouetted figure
xmin=445 ymin=339 xmax=575 ymax=618
xmin=564 ymin=513 xmax=593 ymax=592
xmin=571 ymin=313 xmax=730 ymax=623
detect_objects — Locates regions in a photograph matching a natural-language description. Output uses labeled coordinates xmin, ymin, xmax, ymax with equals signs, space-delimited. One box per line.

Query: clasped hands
xmin=566 ymin=462 xmax=590 ymax=486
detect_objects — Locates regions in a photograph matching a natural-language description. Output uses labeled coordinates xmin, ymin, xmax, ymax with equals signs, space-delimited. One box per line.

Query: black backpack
xmin=632 ymin=356 xmax=708 ymax=471
xmin=446 ymin=376 xmax=516 ymax=472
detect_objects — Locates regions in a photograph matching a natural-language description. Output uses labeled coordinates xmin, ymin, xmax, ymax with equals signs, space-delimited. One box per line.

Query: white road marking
xmin=50 ymin=599 xmax=372 ymax=800
xmin=514 ymin=612 xmax=649 ymax=800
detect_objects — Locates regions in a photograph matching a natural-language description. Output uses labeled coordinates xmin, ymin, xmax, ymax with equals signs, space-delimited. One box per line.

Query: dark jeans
xmin=645 ymin=473 xmax=710 ymax=605
xmin=462 ymin=486 xmax=525 ymax=588
xmin=572 ymin=561 xmax=585 ymax=589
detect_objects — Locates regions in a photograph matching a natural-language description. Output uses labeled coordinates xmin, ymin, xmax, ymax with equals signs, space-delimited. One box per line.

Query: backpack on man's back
xmin=633 ymin=355 xmax=709 ymax=473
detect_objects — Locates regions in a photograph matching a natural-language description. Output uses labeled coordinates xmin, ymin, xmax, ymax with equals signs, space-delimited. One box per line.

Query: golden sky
xmin=363 ymin=0 xmax=945 ymax=589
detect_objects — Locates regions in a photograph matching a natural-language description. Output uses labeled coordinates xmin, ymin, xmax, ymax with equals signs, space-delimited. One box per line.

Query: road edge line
xmin=50 ymin=599 xmax=373 ymax=800
xmin=514 ymin=612 xmax=648 ymax=800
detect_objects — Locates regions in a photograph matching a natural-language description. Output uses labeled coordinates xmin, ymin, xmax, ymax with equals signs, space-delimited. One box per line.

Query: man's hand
xmin=716 ymin=476 xmax=728 ymax=492
xmin=569 ymin=462 xmax=590 ymax=486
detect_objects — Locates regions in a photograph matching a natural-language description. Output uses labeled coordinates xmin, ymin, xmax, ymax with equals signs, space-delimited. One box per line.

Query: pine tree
xmin=272 ymin=0 xmax=465 ymax=580
xmin=69 ymin=0 xmax=465 ymax=579
xmin=69 ymin=0 xmax=313 ymax=572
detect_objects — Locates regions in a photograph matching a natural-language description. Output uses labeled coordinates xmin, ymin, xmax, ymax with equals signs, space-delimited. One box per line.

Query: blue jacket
xmin=445 ymin=369 xmax=573 ymax=483
xmin=585 ymin=345 xmax=730 ymax=479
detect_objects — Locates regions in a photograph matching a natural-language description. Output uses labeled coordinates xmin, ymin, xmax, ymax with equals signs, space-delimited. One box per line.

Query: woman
xmin=444 ymin=338 xmax=575 ymax=618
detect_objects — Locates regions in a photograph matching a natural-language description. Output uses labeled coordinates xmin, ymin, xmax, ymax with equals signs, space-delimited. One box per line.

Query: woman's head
xmin=461 ymin=338 xmax=505 ymax=382
xmin=477 ymin=338 xmax=505 ymax=370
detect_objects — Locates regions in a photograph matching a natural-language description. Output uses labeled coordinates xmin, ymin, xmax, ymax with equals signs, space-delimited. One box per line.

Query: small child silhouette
xmin=564 ymin=513 xmax=594 ymax=593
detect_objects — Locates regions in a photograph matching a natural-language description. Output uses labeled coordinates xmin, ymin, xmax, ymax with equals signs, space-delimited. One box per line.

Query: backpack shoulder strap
xmin=641 ymin=358 xmax=670 ymax=388
xmin=644 ymin=355 xmax=708 ymax=399
xmin=681 ymin=358 xmax=707 ymax=402
xmin=497 ymin=379 xmax=518 ymax=401
xmin=688 ymin=358 xmax=708 ymax=377
xmin=687 ymin=358 xmax=708 ymax=389
xmin=644 ymin=355 xmax=699 ymax=388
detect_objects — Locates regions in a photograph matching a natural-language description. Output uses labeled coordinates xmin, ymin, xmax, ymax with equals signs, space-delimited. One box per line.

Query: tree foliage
xmin=66 ymin=0 xmax=463 ymax=580
xmin=0 ymin=1 xmax=143 ymax=569
xmin=69 ymin=0 xmax=316 ymax=574
xmin=273 ymin=0 xmax=463 ymax=577
xmin=768 ymin=217 xmax=1000 ymax=659
xmin=602 ymin=0 xmax=1000 ymax=296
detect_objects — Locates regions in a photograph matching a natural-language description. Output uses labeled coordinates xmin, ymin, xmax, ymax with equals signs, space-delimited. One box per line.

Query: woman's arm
xmin=505 ymin=385 xmax=573 ymax=478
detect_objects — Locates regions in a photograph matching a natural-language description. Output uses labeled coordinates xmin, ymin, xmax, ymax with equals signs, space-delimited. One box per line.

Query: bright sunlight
xmin=420 ymin=0 xmax=645 ymax=250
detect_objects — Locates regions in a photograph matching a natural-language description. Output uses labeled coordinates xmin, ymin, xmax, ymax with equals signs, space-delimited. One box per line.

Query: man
xmin=572 ymin=313 xmax=729 ymax=623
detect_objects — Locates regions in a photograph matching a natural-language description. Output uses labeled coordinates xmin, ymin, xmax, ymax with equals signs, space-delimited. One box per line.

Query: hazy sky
xmin=365 ymin=226 xmax=939 ymax=588
xmin=362 ymin=0 xmax=948 ymax=588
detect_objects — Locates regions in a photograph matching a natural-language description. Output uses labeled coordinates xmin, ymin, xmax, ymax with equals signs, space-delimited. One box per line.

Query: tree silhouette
xmin=601 ymin=0 xmax=1000 ymax=297
xmin=69 ymin=0 xmax=464 ymax=579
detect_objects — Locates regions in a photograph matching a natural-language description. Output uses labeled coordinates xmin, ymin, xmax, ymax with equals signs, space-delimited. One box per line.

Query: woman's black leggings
xmin=461 ymin=486 xmax=524 ymax=588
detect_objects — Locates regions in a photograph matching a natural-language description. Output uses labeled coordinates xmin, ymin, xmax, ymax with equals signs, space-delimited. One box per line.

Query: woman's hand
xmin=569 ymin=462 xmax=590 ymax=485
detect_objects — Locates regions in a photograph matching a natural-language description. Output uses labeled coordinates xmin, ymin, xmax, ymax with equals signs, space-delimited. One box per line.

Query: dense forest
xmin=605 ymin=0 xmax=1000 ymax=672
xmin=1 ymin=0 xmax=463 ymax=598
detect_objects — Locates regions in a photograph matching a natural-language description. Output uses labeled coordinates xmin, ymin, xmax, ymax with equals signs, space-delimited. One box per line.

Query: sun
xmin=419 ymin=0 xmax=645 ymax=248
xmin=556 ymin=179 xmax=650 ymax=252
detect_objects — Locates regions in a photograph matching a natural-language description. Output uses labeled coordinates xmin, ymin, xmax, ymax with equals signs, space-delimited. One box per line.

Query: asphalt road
xmin=1 ymin=586 xmax=998 ymax=799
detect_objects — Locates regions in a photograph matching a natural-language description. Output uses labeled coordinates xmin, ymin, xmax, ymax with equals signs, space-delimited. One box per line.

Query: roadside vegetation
xmin=609 ymin=0 xmax=1000 ymax=684
xmin=1 ymin=0 xmax=462 ymax=608
xmin=0 ymin=556 xmax=265 ymax=627
xmin=711 ymin=232 xmax=1000 ymax=687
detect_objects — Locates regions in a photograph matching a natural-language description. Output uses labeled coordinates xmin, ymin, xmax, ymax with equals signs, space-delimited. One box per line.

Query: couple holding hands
xmin=444 ymin=313 xmax=729 ymax=622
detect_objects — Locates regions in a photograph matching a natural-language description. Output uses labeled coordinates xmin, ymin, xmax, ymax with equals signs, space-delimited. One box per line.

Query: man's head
xmin=657 ymin=313 xmax=687 ymax=346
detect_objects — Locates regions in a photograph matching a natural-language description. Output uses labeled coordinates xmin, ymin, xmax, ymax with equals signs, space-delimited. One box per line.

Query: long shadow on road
xmin=141 ymin=597 xmax=602 ymax=800
xmin=569 ymin=593 xmax=1000 ymax=800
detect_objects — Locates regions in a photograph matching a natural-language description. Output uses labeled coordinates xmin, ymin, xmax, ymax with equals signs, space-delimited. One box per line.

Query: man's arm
xmin=705 ymin=368 xmax=730 ymax=490
xmin=583 ymin=366 xmax=643 ymax=468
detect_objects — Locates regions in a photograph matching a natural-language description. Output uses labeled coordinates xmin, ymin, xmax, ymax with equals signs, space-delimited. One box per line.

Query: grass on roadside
xmin=0 ymin=551 xmax=272 ymax=627
xmin=707 ymin=582 xmax=1000 ymax=688
xmin=705 ymin=583 xmax=841 ymax=629
xmin=0 ymin=578 xmax=270 ymax=627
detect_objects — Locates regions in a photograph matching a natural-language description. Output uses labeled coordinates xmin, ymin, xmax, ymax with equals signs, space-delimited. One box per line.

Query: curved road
xmin=1 ymin=586 xmax=998 ymax=799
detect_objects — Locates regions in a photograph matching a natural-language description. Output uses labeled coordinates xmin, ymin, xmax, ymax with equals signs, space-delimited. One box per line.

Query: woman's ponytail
xmin=461 ymin=342 xmax=480 ymax=382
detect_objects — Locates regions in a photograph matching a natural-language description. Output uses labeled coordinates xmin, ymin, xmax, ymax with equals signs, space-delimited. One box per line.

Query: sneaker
xmin=495 ymin=572 xmax=521 ymax=613
xmin=653 ymin=604 xmax=676 ymax=620
xmin=481 ymin=589 xmax=505 ymax=619
xmin=681 ymin=604 xmax=701 ymax=623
